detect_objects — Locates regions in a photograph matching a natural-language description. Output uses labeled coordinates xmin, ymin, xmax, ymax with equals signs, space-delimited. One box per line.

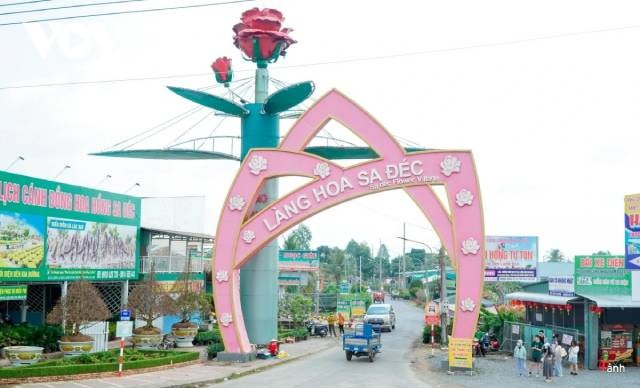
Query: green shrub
xmin=0 ymin=350 xmax=198 ymax=379
xmin=108 ymin=321 xmax=116 ymax=341
xmin=409 ymin=279 xmax=424 ymax=289
xmin=399 ymin=290 xmax=411 ymax=300
xmin=207 ymin=343 xmax=225 ymax=359
xmin=292 ymin=328 xmax=308 ymax=340
xmin=193 ymin=329 xmax=222 ymax=346
xmin=408 ymin=287 xmax=421 ymax=298
xmin=0 ymin=324 xmax=62 ymax=352
xmin=422 ymin=324 xmax=452 ymax=344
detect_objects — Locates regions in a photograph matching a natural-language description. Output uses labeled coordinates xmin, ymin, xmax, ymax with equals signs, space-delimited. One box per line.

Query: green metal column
xmin=239 ymin=67 xmax=280 ymax=345
xmin=584 ymin=300 xmax=599 ymax=370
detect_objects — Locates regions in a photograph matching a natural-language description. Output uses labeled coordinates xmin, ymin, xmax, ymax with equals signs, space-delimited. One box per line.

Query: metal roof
xmin=141 ymin=227 xmax=214 ymax=241
xmin=505 ymin=291 xmax=579 ymax=305
xmin=577 ymin=293 xmax=640 ymax=308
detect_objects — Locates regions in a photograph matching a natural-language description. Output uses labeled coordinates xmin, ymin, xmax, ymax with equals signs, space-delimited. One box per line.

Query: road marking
xmin=95 ymin=379 xmax=123 ymax=387
xmin=68 ymin=382 xmax=93 ymax=388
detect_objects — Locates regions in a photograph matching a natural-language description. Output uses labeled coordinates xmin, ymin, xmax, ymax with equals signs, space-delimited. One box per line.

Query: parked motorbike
xmin=305 ymin=319 xmax=328 ymax=337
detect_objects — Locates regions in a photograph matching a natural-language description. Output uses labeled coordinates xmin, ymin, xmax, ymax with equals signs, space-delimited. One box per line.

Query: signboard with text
xmin=625 ymin=194 xmax=640 ymax=270
xmin=278 ymin=250 xmax=319 ymax=272
xmin=575 ymin=255 xmax=631 ymax=295
xmin=484 ymin=236 xmax=538 ymax=282
xmin=548 ymin=276 xmax=575 ymax=297
xmin=0 ymin=170 xmax=140 ymax=281
xmin=448 ymin=337 xmax=473 ymax=369
xmin=0 ymin=285 xmax=27 ymax=301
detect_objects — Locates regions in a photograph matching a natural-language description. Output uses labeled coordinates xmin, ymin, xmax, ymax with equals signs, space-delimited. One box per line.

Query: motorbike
xmin=306 ymin=319 xmax=328 ymax=337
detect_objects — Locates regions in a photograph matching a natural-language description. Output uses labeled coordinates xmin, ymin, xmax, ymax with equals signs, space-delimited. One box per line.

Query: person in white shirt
xmin=568 ymin=340 xmax=580 ymax=375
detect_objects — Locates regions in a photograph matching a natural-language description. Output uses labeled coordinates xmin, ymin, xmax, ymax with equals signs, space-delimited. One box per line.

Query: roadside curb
xmin=168 ymin=340 xmax=339 ymax=387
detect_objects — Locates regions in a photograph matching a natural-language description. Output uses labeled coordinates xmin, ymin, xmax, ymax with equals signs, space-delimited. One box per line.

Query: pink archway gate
xmin=213 ymin=89 xmax=485 ymax=354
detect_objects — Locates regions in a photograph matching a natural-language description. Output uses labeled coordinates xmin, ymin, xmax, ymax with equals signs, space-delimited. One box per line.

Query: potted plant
xmin=170 ymin=268 xmax=212 ymax=347
xmin=128 ymin=268 xmax=178 ymax=349
xmin=3 ymin=346 xmax=44 ymax=366
xmin=46 ymin=280 xmax=110 ymax=357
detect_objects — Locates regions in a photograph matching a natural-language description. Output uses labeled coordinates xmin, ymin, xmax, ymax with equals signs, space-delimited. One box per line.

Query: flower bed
xmin=0 ymin=349 xmax=198 ymax=379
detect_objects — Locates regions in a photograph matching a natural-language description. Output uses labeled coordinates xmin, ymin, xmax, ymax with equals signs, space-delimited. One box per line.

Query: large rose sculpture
xmin=233 ymin=8 xmax=296 ymax=66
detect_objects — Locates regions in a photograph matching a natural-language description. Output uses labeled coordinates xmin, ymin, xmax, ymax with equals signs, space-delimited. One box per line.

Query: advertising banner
xmin=278 ymin=250 xmax=319 ymax=272
xmin=0 ymin=285 xmax=27 ymax=301
xmin=484 ymin=236 xmax=538 ymax=282
xmin=448 ymin=337 xmax=473 ymax=369
xmin=0 ymin=170 xmax=140 ymax=281
xmin=575 ymin=255 xmax=631 ymax=295
xmin=278 ymin=272 xmax=308 ymax=286
xmin=548 ymin=276 xmax=575 ymax=297
xmin=336 ymin=299 xmax=351 ymax=319
xmin=625 ymin=194 xmax=640 ymax=270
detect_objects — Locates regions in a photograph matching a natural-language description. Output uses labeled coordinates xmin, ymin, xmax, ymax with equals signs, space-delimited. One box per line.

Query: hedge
xmin=0 ymin=350 xmax=199 ymax=379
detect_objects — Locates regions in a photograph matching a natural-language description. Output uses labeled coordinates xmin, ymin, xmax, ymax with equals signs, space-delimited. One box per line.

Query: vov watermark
xmin=23 ymin=21 xmax=112 ymax=60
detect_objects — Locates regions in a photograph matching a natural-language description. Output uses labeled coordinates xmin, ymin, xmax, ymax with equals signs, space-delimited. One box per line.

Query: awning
xmin=505 ymin=291 xmax=579 ymax=305
xmin=577 ymin=294 xmax=640 ymax=308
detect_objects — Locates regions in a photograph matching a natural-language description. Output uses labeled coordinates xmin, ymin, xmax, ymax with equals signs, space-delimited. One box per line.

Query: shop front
xmin=579 ymin=294 xmax=640 ymax=367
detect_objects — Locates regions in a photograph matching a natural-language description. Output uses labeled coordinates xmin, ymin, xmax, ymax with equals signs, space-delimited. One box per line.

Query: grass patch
xmin=0 ymin=349 xmax=199 ymax=379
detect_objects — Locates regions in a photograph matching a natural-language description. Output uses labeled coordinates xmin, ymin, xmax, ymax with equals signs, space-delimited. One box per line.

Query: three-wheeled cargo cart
xmin=342 ymin=323 xmax=382 ymax=362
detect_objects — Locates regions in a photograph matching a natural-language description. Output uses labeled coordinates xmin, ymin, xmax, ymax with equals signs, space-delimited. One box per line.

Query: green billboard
xmin=574 ymin=255 xmax=631 ymax=295
xmin=0 ymin=285 xmax=27 ymax=301
xmin=0 ymin=170 xmax=140 ymax=281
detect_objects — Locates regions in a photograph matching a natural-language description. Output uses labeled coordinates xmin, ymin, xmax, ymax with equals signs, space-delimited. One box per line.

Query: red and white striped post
xmin=118 ymin=338 xmax=125 ymax=376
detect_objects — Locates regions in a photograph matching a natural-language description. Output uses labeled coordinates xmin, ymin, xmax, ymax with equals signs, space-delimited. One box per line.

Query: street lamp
xmin=396 ymin=236 xmax=448 ymax=347
xmin=123 ymin=182 xmax=140 ymax=194
xmin=5 ymin=156 xmax=24 ymax=171
xmin=96 ymin=174 xmax=112 ymax=188
xmin=53 ymin=165 xmax=71 ymax=179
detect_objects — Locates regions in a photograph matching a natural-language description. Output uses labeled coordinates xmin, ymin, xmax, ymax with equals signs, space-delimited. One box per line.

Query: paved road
xmin=216 ymin=299 xmax=426 ymax=388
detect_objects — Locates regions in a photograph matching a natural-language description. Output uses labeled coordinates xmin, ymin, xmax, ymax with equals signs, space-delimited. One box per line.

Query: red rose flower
xmin=233 ymin=8 xmax=296 ymax=65
xmin=211 ymin=57 xmax=233 ymax=85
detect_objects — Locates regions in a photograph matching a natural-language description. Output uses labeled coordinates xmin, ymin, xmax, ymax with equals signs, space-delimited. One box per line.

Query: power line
xmin=0 ymin=0 xmax=52 ymax=7
xmin=2 ymin=22 xmax=640 ymax=90
xmin=0 ymin=0 xmax=151 ymax=16
xmin=0 ymin=0 xmax=254 ymax=27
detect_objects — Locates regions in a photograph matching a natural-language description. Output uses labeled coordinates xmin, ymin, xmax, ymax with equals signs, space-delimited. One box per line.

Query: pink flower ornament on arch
xmin=212 ymin=89 xmax=485 ymax=354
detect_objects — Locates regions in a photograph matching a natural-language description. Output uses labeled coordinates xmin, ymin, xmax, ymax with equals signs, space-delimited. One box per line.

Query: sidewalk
xmin=410 ymin=344 xmax=640 ymax=388
xmin=17 ymin=337 xmax=340 ymax=388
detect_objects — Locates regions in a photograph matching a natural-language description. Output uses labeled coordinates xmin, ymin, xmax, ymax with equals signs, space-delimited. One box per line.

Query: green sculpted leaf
xmin=167 ymin=86 xmax=249 ymax=117
xmin=263 ymin=81 xmax=315 ymax=115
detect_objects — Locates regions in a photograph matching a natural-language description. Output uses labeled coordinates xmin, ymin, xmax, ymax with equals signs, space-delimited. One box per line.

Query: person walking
xmin=552 ymin=335 xmax=565 ymax=377
xmin=543 ymin=343 xmax=555 ymax=383
xmin=327 ymin=313 xmax=337 ymax=337
xmin=568 ymin=340 xmax=579 ymax=375
xmin=337 ymin=312 xmax=345 ymax=335
xmin=530 ymin=335 xmax=543 ymax=377
xmin=514 ymin=339 xmax=528 ymax=376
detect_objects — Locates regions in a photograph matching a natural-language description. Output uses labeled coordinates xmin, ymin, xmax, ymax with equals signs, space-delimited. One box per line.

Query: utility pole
xmin=438 ymin=246 xmax=448 ymax=347
xmin=378 ymin=239 xmax=382 ymax=290
xmin=400 ymin=223 xmax=406 ymax=289
xmin=359 ymin=255 xmax=362 ymax=292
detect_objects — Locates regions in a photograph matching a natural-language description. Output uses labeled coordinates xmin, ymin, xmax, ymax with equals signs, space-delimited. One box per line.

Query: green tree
xmin=592 ymin=250 xmax=612 ymax=256
xmin=319 ymin=247 xmax=346 ymax=284
xmin=282 ymin=224 xmax=312 ymax=250
xmin=279 ymin=294 xmax=313 ymax=328
xmin=345 ymin=240 xmax=374 ymax=282
xmin=544 ymin=249 xmax=566 ymax=262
